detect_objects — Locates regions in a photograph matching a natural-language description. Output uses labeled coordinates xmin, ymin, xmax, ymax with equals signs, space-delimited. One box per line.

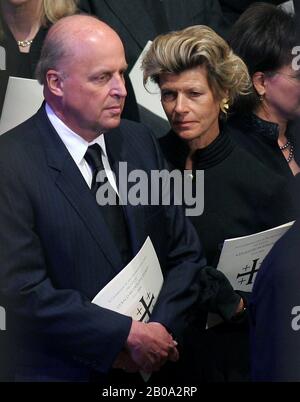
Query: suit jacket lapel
xmin=34 ymin=106 xmax=124 ymax=272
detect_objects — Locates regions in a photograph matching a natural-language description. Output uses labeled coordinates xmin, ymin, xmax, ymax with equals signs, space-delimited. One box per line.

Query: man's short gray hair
xmin=35 ymin=31 xmax=71 ymax=84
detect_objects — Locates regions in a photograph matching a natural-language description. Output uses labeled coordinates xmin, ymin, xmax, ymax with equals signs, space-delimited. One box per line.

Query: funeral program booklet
xmin=217 ymin=221 xmax=294 ymax=292
xmin=207 ymin=221 xmax=294 ymax=328
xmin=92 ymin=236 xmax=164 ymax=381
xmin=92 ymin=236 xmax=163 ymax=318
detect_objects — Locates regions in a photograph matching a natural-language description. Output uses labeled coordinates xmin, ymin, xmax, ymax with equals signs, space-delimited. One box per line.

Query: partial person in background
xmin=250 ymin=206 xmax=300 ymax=381
xmin=294 ymin=0 xmax=300 ymax=21
xmin=79 ymin=0 xmax=226 ymax=71
xmin=142 ymin=24 xmax=295 ymax=382
xmin=0 ymin=0 xmax=139 ymax=121
xmin=219 ymin=0 xmax=283 ymax=32
xmin=228 ymin=3 xmax=300 ymax=182
xmin=0 ymin=0 xmax=78 ymax=78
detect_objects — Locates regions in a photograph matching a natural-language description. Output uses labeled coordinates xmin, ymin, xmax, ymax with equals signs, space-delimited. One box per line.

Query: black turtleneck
xmin=159 ymin=129 xmax=295 ymax=265
xmin=192 ymin=130 xmax=235 ymax=170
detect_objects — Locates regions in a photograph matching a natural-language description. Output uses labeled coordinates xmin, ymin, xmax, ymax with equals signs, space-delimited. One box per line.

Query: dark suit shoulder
xmin=119 ymin=118 xmax=152 ymax=135
xmin=0 ymin=114 xmax=40 ymax=162
xmin=111 ymin=118 xmax=159 ymax=151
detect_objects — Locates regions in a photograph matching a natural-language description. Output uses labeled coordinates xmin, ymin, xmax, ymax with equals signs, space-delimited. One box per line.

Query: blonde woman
xmin=142 ymin=25 xmax=295 ymax=382
xmin=142 ymin=24 xmax=294 ymax=265
xmin=0 ymin=0 xmax=78 ymax=78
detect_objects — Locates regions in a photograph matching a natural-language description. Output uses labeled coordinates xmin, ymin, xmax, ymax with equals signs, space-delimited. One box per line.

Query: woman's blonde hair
xmin=142 ymin=25 xmax=251 ymax=106
xmin=42 ymin=0 xmax=79 ymax=25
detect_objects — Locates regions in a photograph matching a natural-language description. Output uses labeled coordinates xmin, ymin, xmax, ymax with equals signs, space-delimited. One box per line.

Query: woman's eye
xmin=161 ymin=91 xmax=176 ymax=101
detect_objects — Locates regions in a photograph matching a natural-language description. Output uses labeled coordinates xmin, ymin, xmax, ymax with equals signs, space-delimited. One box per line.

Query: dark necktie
xmin=84 ymin=143 xmax=131 ymax=265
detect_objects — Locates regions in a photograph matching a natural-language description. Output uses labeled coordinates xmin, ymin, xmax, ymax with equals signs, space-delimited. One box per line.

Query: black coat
xmin=228 ymin=113 xmax=300 ymax=179
xmin=228 ymin=113 xmax=300 ymax=212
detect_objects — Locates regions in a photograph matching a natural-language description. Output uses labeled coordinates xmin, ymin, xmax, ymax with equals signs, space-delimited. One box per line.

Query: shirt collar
xmin=45 ymin=103 xmax=107 ymax=165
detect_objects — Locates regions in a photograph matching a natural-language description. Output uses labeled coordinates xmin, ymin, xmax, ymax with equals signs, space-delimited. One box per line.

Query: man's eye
xmin=98 ymin=75 xmax=108 ymax=82
xmin=92 ymin=74 xmax=109 ymax=83
xmin=189 ymin=91 xmax=201 ymax=97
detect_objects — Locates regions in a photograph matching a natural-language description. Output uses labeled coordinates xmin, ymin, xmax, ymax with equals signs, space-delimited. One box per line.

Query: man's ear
xmin=46 ymin=70 xmax=64 ymax=97
xmin=252 ymin=71 xmax=266 ymax=97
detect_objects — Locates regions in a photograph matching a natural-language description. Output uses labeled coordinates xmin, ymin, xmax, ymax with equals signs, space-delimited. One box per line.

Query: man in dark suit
xmin=0 ymin=14 xmax=208 ymax=382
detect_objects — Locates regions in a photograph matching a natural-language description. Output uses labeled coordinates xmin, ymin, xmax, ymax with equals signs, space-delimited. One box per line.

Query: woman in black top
xmin=159 ymin=128 xmax=293 ymax=266
xmin=142 ymin=24 xmax=294 ymax=267
xmin=0 ymin=0 xmax=139 ymax=121
xmin=0 ymin=0 xmax=78 ymax=78
xmin=228 ymin=3 xmax=300 ymax=179
xmin=142 ymin=24 xmax=295 ymax=382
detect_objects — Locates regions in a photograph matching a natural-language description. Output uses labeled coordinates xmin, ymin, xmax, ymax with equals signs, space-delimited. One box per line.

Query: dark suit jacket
xmin=250 ymin=217 xmax=300 ymax=381
xmin=0 ymin=105 xmax=205 ymax=381
xmin=80 ymin=1 xmax=283 ymax=69
xmin=79 ymin=0 xmax=226 ymax=71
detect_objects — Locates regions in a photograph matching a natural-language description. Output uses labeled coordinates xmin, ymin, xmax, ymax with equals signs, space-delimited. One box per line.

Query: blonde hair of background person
xmin=142 ymin=24 xmax=250 ymax=114
xmin=0 ymin=0 xmax=78 ymax=42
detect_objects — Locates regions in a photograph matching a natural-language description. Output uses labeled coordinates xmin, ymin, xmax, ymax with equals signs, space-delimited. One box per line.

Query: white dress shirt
xmin=45 ymin=103 xmax=118 ymax=193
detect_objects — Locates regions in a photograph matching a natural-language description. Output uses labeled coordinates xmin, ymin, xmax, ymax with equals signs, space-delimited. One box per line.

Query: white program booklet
xmin=217 ymin=221 xmax=295 ymax=292
xmin=92 ymin=236 xmax=163 ymax=381
xmin=207 ymin=221 xmax=295 ymax=328
xmin=279 ymin=1 xmax=294 ymax=13
xmin=129 ymin=41 xmax=168 ymax=121
xmin=92 ymin=236 xmax=163 ymax=319
xmin=0 ymin=76 xmax=44 ymax=135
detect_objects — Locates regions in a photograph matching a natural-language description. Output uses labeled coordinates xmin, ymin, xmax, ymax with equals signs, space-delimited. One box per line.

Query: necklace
xmin=279 ymin=140 xmax=294 ymax=163
xmin=17 ymin=39 xmax=33 ymax=47
xmin=279 ymin=140 xmax=290 ymax=150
